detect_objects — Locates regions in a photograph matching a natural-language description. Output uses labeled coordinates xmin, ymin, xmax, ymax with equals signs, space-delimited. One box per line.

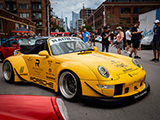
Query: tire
xmin=59 ymin=70 xmax=82 ymax=101
xmin=0 ymin=52 xmax=4 ymax=61
xmin=3 ymin=61 xmax=14 ymax=83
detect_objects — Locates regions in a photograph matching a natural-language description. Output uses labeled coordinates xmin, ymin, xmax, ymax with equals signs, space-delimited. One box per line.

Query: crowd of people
xmin=78 ymin=20 xmax=160 ymax=62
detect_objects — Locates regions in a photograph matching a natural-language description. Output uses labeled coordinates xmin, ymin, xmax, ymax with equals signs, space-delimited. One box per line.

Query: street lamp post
xmin=102 ymin=4 xmax=106 ymax=27
xmin=46 ymin=3 xmax=50 ymax=36
xmin=92 ymin=14 xmax=95 ymax=32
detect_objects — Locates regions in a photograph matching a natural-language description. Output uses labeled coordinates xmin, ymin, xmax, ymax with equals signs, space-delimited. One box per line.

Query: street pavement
xmin=0 ymin=42 xmax=160 ymax=120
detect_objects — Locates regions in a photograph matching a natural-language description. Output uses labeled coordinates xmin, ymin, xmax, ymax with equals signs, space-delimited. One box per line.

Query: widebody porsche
xmin=2 ymin=37 xmax=150 ymax=101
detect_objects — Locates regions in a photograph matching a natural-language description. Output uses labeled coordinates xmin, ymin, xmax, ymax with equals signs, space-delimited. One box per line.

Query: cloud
xmin=50 ymin=0 xmax=105 ymax=27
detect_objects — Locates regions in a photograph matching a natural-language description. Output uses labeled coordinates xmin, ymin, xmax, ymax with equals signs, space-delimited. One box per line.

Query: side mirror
xmin=38 ymin=50 xmax=49 ymax=58
xmin=93 ymin=46 xmax=98 ymax=51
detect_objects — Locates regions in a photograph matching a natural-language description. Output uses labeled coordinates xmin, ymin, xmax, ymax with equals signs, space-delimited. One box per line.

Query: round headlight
xmin=98 ymin=66 xmax=109 ymax=78
xmin=132 ymin=59 xmax=141 ymax=68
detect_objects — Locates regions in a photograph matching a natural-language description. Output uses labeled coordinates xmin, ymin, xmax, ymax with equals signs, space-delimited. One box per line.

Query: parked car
xmin=141 ymin=35 xmax=153 ymax=48
xmin=2 ymin=37 xmax=150 ymax=102
xmin=95 ymin=35 xmax=102 ymax=42
xmin=0 ymin=38 xmax=36 ymax=61
xmin=0 ymin=95 xmax=69 ymax=120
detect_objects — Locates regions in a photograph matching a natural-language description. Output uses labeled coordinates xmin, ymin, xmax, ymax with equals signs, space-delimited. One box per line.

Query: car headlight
xmin=98 ymin=66 xmax=109 ymax=78
xmin=55 ymin=98 xmax=69 ymax=120
xmin=132 ymin=59 xmax=141 ymax=68
xmin=98 ymin=85 xmax=114 ymax=89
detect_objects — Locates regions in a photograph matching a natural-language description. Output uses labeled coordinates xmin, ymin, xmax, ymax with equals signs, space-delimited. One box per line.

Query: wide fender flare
xmin=56 ymin=61 xmax=98 ymax=81
xmin=3 ymin=56 xmax=30 ymax=82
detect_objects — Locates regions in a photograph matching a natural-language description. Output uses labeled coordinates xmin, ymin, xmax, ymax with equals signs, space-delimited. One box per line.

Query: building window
xmin=107 ymin=14 xmax=110 ymax=19
xmin=32 ymin=13 xmax=42 ymax=19
xmin=133 ymin=17 xmax=138 ymax=24
xmin=19 ymin=4 xmax=29 ymax=9
xmin=21 ymin=24 xmax=24 ymax=28
xmin=32 ymin=4 xmax=41 ymax=11
xmin=0 ymin=19 xmax=3 ymax=33
xmin=0 ymin=4 xmax=3 ymax=9
xmin=134 ymin=8 xmax=144 ymax=14
xmin=15 ymin=23 xmax=19 ymax=29
xmin=120 ymin=8 xmax=131 ymax=14
xmin=120 ymin=17 xmax=131 ymax=24
xmin=6 ymin=3 xmax=16 ymax=11
xmin=20 ymin=13 xmax=30 ymax=18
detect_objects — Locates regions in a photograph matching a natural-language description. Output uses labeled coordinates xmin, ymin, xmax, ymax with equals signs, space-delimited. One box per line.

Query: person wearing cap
xmin=125 ymin=27 xmax=132 ymax=53
xmin=129 ymin=21 xmax=142 ymax=59
xmin=150 ymin=20 xmax=160 ymax=62
xmin=115 ymin=26 xmax=124 ymax=54
xmin=101 ymin=26 xmax=111 ymax=52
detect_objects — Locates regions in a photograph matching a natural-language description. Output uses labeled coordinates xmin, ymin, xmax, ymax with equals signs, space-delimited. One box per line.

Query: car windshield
xmin=49 ymin=37 xmax=92 ymax=55
xmin=18 ymin=38 xmax=36 ymax=45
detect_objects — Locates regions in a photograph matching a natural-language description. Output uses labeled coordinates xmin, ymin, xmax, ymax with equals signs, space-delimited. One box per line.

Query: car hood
xmin=0 ymin=95 xmax=58 ymax=120
xmin=56 ymin=51 xmax=138 ymax=80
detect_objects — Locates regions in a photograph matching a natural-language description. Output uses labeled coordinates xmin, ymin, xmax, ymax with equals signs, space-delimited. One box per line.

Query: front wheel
xmin=3 ymin=61 xmax=14 ymax=83
xmin=59 ymin=70 xmax=82 ymax=101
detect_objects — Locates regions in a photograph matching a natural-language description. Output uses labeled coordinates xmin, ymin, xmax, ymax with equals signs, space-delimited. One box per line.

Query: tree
xmin=81 ymin=24 xmax=93 ymax=32
xmin=50 ymin=22 xmax=65 ymax=32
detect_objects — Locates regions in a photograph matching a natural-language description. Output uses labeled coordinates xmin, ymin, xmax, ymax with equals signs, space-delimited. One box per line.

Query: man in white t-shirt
xmin=125 ymin=27 xmax=132 ymax=53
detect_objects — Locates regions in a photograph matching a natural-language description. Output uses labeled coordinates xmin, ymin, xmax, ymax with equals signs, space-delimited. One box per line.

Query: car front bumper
xmin=82 ymin=81 xmax=150 ymax=103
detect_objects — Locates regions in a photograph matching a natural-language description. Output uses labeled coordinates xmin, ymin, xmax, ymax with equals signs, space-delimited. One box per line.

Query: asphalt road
xmin=0 ymin=42 xmax=160 ymax=120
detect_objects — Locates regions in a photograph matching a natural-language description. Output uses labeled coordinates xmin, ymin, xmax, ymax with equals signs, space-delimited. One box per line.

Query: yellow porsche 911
xmin=2 ymin=37 xmax=150 ymax=101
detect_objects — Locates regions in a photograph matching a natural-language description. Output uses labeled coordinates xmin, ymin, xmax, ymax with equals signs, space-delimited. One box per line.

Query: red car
xmin=0 ymin=38 xmax=36 ymax=61
xmin=0 ymin=95 xmax=69 ymax=120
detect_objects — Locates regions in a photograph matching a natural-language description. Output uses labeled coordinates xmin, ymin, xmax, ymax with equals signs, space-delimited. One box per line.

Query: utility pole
xmin=102 ymin=4 xmax=106 ymax=27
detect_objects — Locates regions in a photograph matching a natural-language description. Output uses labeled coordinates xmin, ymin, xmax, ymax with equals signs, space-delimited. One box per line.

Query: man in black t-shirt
xmin=150 ymin=20 xmax=160 ymax=62
xmin=129 ymin=21 xmax=143 ymax=59
xmin=101 ymin=26 xmax=111 ymax=52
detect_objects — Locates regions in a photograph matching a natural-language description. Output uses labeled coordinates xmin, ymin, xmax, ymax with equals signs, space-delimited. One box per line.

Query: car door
xmin=1 ymin=40 xmax=18 ymax=58
xmin=23 ymin=53 xmax=57 ymax=90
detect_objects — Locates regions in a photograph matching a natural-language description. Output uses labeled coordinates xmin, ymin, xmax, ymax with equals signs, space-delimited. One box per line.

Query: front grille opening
xmin=114 ymin=84 xmax=123 ymax=95
xmin=134 ymin=86 xmax=138 ymax=90
xmin=125 ymin=87 xmax=129 ymax=94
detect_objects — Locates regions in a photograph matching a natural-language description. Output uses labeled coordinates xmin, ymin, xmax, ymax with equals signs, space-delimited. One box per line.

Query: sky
xmin=50 ymin=0 xmax=105 ymax=27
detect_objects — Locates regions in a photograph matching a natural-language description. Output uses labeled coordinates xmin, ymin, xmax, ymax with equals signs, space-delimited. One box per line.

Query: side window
xmin=3 ymin=41 xmax=9 ymax=47
xmin=9 ymin=40 xmax=18 ymax=47
xmin=3 ymin=40 xmax=17 ymax=47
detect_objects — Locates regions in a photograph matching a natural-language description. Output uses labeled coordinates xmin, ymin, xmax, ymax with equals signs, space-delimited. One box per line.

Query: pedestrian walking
xmin=123 ymin=29 xmax=126 ymax=51
xmin=129 ymin=21 xmax=142 ymax=59
xmin=125 ymin=27 xmax=132 ymax=53
xmin=101 ymin=26 xmax=110 ymax=52
xmin=82 ymin=28 xmax=90 ymax=44
xmin=150 ymin=20 xmax=160 ymax=62
xmin=90 ymin=32 xmax=96 ymax=47
xmin=115 ymin=26 xmax=124 ymax=54
xmin=110 ymin=31 xmax=115 ymax=45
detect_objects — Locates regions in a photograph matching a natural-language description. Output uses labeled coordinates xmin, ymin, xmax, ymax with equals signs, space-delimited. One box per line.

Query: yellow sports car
xmin=2 ymin=37 xmax=150 ymax=101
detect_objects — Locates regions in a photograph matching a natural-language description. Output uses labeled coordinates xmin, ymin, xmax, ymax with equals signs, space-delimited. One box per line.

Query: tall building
xmin=87 ymin=0 xmax=160 ymax=34
xmin=72 ymin=11 xmax=79 ymax=29
xmin=79 ymin=8 xmax=95 ymax=24
xmin=70 ymin=20 xmax=73 ymax=32
xmin=75 ymin=19 xmax=83 ymax=32
xmin=0 ymin=0 xmax=52 ymax=36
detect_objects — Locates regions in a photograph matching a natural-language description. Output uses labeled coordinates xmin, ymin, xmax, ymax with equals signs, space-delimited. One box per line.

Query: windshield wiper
xmin=80 ymin=49 xmax=94 ymax=52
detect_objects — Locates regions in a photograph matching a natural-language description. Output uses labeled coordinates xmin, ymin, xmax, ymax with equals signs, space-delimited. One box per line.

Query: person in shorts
xmin=116 ymin=26 xmax=124 ymax=54
xmin=125 ymin=27 xmax=132 ymax=53
xmin=150 ymin=20 xmax=160 ymax=62
xmin=129 ymin=21 xmax=143 ymax=59
xmin=101 ymin=26 xmax=111 ymax=52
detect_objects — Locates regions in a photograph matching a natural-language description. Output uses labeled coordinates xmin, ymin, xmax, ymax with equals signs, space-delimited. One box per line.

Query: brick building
xmin=0 ymin=9 xmax=36 ymax=39
xmin=87 ymin=0 xmax=160 ymax=34
xmin=0 ymin=0 xmax=52 ymax=36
